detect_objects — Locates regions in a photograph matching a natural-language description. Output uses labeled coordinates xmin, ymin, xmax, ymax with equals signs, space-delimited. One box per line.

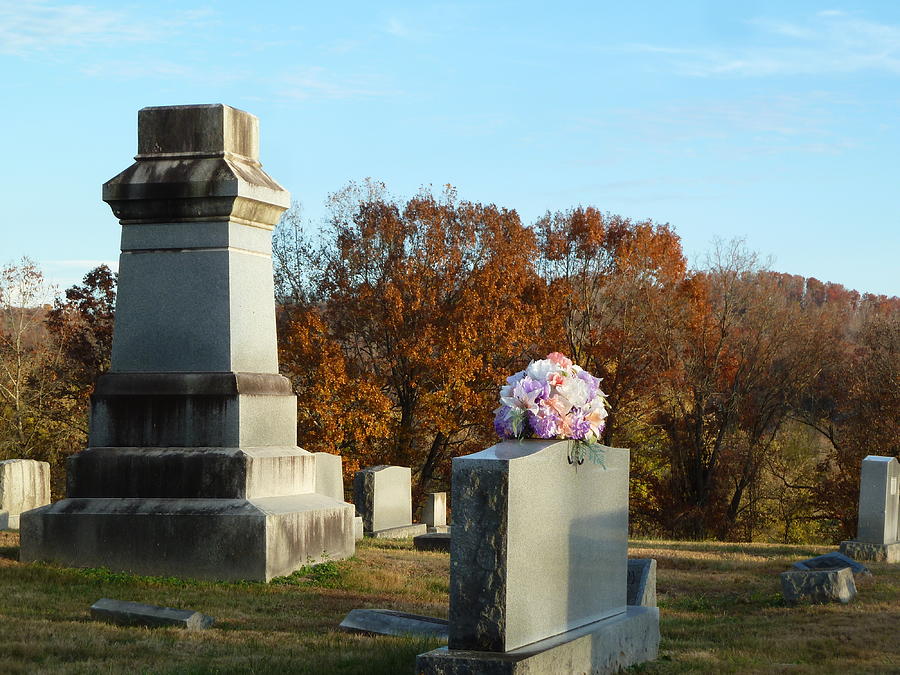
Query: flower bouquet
xmin=493 ymin=352 xmax=609 ymax=465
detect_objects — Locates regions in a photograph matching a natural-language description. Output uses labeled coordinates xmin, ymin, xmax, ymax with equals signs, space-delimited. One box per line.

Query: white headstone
xmin=0 ymin=460 xmax=50 ymax=529
xmin=353 ymin=465 xmax=426 ymax=537
xmin=422 ymin=492 xmax=447 ymax=529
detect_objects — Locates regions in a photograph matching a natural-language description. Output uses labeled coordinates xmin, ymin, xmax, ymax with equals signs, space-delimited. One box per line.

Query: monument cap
xmin=137 ymin=104 xmax=259 ymax=162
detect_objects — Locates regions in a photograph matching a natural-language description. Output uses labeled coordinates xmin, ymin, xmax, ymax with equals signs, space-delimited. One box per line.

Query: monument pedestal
xmin=840 ymin=540 xmax=900 ymax=563
xmin=19 ymin=104 xmax=354 ymax=580
xmin=417 ymin=607 xmax=659 ymax=675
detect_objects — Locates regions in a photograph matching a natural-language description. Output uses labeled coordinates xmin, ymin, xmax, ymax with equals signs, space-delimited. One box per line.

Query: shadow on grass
xmin=0 ymin=545 xmax=18 ymax=561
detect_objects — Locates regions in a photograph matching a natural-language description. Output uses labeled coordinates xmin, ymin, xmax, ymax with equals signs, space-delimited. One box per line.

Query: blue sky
xmin=1 ymin=0 xmax=898 ymax=296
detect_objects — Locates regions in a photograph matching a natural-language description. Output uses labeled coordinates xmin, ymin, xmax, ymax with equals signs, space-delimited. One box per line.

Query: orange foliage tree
xmin=275 ymin=182 xmax=544 ymax=494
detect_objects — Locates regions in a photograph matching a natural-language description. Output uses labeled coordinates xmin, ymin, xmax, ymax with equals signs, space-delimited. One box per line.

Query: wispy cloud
xmin=631 ymin=10 xmax=900 ymax=77
xmin=0 ymin=0 xmax=212 ymax=57
xmin=276 ymin=66 xmax=398 ymax=101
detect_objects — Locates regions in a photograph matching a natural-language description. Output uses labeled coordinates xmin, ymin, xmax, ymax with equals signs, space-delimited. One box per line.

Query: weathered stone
xmin=448 ymin=440 xmax=630 ymax=653
xmin=417 ymin=606 xmax=660 ymax=675
xmin=0 ymin=460 xmax=50 ymax=530
xmin=415 ymin=532 xmax=452 ymax=553
xmin=354 ymin=465 xmax=422 ymax=536
xmin=19 ymin=104 xmax=354 ymax=580
xmin=339 ymin=609 xmax=448 ymax=640
xmin=423 ymin=492 xmax=447 ymax=530
xmin=627 ymin=558 xmax=657 ymax=607
xmin=353 ymin=515 xmax=364 ymax=541
xmin=840 ymin=540 xmax=900 ymax=563
xmin=856 ymin=456 xmax=899 ymax=545
xmin=90 ymin=598 xmax=214 ymax=630
xmin=780 ymin=568 xmax=857 ymax=605
xmin=313 ymin=452 xmax=345 ymax=502
xmin=793 ymin=552 xmax=870 ymax=577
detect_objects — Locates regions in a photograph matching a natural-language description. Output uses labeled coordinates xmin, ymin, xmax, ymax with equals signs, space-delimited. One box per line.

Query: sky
xmin=1 ymin=0 xmax=898 ymax=297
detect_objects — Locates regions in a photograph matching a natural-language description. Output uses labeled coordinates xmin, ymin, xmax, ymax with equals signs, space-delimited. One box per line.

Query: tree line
xmin=2 ymin=181 xmax=897 ymax=543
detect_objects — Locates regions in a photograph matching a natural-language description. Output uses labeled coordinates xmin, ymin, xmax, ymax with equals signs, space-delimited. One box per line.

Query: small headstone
xmin=414 ymin=532 xmax=451 ymax=553
xmin=780 ymin=568 xmax=857 ymax=605
xmin=90 ymin=598 xmax=214 ymax=629
xmin=840 ymin=455 xmax=900 ymax=563
xmin=793 ymin=552 xmax=870 ymax=577
xmin=312 ymin=452 xmax=345 ymax=502
xmin=627 ymin=558 xmax=657 ymax=607
xmin=353 ymin=465 xmax=426 ymax=538
xmin=422 ymin=492 xmax=448 ymax=533
xmin=353 ymin=516 xmax=364 ymax=541
xmin=0 ymin=460 xmax=50 ymax=530
xmin=339 ymin=609 xmax=448 ymax=640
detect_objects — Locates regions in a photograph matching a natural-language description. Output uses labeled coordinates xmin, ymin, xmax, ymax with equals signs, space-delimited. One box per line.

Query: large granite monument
xmin=416 ymin=439 xmax=659 ymax=673
xmin=20 ymin=104 xmax=354 ymax=580
xmin=840 ymin=455 xmax=900 ymax=563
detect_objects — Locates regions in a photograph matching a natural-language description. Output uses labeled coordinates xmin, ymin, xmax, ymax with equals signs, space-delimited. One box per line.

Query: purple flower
xmin=493 ymin=406 xmax=523 ymax=438
xmin=566 ymin=408 xmax=593 ymax=441
xmin=528 ymin=407 xmax=562 ymax=438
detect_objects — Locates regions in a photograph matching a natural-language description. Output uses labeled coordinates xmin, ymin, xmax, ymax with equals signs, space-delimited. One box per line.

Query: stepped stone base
xmin=417 ymin=606 xmax=659 ymax=674
xmin=840 ymin=540 xmax=900 ymax=563
xmin=368 ymin=523 xmax=427 ymax=539
xmin=19 ymin=494 xmax=353 ymax=581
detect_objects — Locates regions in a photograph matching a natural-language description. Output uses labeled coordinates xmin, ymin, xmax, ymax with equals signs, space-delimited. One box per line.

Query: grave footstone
xmin=353 ymin=465 xmax=426 ymax=538
xmin=840 ymin=455 xmax=900 ymax=563
xmin=90 ymin=598 xmax=214 ymax=629
xmin=416 ymin=439 xmax=659 ymax=673
xmin=780 ymin=568 xmax=857 ymax=605
xmin=423 ymin=492 xmax=449 ymax=533
xmin=414 ymin=532 xmax=451 ymax=552
xmin=0 ymin=460 xmax=50 ymax=530
xmin=19 ymin=104 xmax=354 ymax=580
xmin=793 ymin=552 xmax=870 ymax=577
xmin=339 ymin=609 xmax=448 ymax=640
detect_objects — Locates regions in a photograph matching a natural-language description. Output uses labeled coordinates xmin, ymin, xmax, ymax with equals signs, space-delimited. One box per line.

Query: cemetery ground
xmin=0 ymin=533 xmax=897 ymax=674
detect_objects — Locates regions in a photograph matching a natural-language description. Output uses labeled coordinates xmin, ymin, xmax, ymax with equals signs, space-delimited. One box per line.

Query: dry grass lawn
xmin=0 ymin=532 xmax=897 ymax=673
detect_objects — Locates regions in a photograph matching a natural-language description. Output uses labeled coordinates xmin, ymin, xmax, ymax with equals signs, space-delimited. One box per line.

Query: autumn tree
xmin=275 ymin=182 xmax=544 ymax=493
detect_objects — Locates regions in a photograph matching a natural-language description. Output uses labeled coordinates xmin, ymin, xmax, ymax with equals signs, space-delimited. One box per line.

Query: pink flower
xmin=547 ymin=372 xmax=565 ymax=387
xmin=547 ymin=352 xmax=573 ymax=369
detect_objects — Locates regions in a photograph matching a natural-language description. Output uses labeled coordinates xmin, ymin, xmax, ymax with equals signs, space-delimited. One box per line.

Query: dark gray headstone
xmin=414 ymin=532 xmax=451 ymax=552
xmin=793 ymin=552 xmax=871 ymax=577
xmin=339 ymin=609 xmax=448 ymax=640
xmin=90 ymin=598 xmax=214 ymax=629
xmin=627 ymin=558 xmax=657 ymax=607
xmin=780 ymin=568 xmax=857 ymax=605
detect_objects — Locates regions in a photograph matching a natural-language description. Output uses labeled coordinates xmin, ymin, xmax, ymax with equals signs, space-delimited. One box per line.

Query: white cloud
xmin=0 ymin=0 xmax=211 ymax=57
xmin=276 ymin=66 xmax=398 ymax=101
xmin=632 ymin=10 xmax=900 ymax=77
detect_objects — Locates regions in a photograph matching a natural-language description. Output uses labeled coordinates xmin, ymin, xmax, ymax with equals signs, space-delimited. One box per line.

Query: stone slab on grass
xmin=340 ymin=609 xmax=448 ymax=640
xmin=793 ymin=552 xmax=870 ymax=577
xmin=414 ymin=532 xmax=451 ymax=553
xmin=780 ymin=567 xmax=857 ymax=605
xmin=369 ymin=523 xmax=428 ymax=539
xmin=91 ymin=598 xmax=214 ymax=630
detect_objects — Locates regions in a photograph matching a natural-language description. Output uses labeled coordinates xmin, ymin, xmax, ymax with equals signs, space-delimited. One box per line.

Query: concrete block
xmin=627 ymin=558 xmax=657 ymax=607
xmin=0 ymin=460 xmax=51 ymax=529
xmin=354 ymin=465 xmax=414 ymax=533
xmin=339 ymin=609 xmax=448 ymax=640
xmin=448 ymin=440 xmax=629 ymax=653
xmin=780 ymin=568 xmax=857 ymax=605
xmin=20 ymin=494 xmax=354 ymax=582
xmin=423 ymin=492 xmax=447 ymax=529
xmin=417 ymin=606 xmax=659 ymax=675
xmin=90 ymin=598 xmax=214 ymax=630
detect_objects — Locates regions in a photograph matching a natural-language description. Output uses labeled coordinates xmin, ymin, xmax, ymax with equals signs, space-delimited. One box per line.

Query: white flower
xmin=525 ymin=358 xmax=559 ymax=382
xmin=556 ymin=375 xmax=589 ymax=409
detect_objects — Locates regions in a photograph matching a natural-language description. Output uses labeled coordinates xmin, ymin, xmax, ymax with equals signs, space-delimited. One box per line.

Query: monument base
xmin=840 ymin=540 xmax=900 ymax=563
xmin=368 ymin=523 xmax=428 ymax=539
xmin=19 ymin=494 xmax=354 ymax=581
xmin=416 ymin=606 xmax=659 ymax=674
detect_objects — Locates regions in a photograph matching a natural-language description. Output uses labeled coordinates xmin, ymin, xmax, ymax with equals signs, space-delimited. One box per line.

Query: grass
xmin=0 ymin=531 xmax=898 ymax=673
